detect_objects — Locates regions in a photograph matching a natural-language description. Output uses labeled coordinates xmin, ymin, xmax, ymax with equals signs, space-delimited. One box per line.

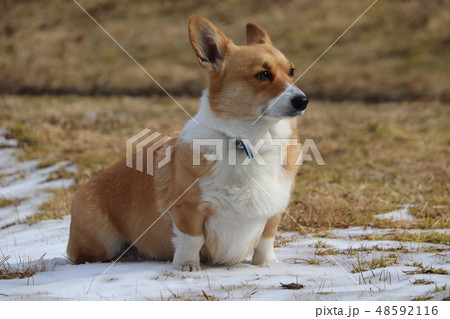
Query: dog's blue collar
xmin=224 ymin=134 xmax=254 ymax=159
xmin=235 ymin=139 xmax=254 ymax=159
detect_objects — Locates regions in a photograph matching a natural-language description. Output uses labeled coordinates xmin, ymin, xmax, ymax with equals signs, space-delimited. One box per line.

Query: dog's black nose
xmin=291 ymin=95 xmax=308 ymax=111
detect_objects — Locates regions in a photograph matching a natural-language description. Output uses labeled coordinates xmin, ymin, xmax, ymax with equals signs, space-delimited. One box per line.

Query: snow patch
xmin=0 ymin=221 xmax=448 ymax=301
xmin=374 ymin=204 xmax=416 ymax=222
xmin=0 ymin=131 xmax=75 ymax=228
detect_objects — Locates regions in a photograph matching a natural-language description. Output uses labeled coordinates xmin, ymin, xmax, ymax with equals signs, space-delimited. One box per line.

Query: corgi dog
xmin=67 ymin=16 xmax=308 ymax=271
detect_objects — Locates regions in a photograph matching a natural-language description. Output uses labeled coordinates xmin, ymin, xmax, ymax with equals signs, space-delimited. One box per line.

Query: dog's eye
xmin=289 ymin=68 xmax=295 ymax=77
xmin=256 ymin=70 xmax=272 ymax=81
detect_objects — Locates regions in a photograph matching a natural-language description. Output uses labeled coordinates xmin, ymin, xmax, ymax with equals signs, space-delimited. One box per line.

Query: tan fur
xmin=189 ymin=17 xmax=296 ymax=121
xmin=286 ymin=119 xmax=302 ymax=180
xmin=207 ymin=45 xmax=296 ymax=120
xmin=261 ymin=213 xmax=283 ymax=239
xmin=247 ymin=23 xmax=273 ymax=46
xmin=67 ymin=16 xmax=304 ymax=267
xmin=67 ymin=136 xmax=213 ymax=264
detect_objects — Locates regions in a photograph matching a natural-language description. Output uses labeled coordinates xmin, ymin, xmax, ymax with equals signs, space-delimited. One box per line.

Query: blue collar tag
xmin=236 ymin=139 xmax=254 ymax=159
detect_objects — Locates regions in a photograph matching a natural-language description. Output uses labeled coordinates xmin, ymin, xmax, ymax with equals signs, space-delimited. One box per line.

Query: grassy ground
xmin=0 ymin=1 xmax=448 ymax=296
xmin=1 ymin=0 xmax=449 ymax=101
xmin=1 ymin=94 xmax=448 ymax=231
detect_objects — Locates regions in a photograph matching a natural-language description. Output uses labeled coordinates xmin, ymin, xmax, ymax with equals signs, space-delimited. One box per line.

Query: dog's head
xmin=188 ymin=16 xmax=308 ymax=121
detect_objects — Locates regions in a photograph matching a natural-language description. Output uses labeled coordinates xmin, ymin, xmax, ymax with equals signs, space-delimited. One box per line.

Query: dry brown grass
xmin=282 ymin=100 xmax=449 ymax=231
xmin=403 ymin=264 xmax=448 ymax=276
xmin=0 ymin=196 xmax=27 ymax=208
xmin=26 ymin=188 xmax=73 ymax=225
xmin=351 ymin=255 xmax=399 ymax=273
xmin=1 ymin=94 xmax=197 ymax=184
xmin=349 ymin=231 xmax=449 ymax=245
xmin=0 ymin=94 xmax=448 ymax=231
xmin=412 ymin=279 xmax=434 ymax=285
xmin=0 ymin=255 xmax=48 ymax=280
xmin=1 ymin=0 xmax=449 ymax=102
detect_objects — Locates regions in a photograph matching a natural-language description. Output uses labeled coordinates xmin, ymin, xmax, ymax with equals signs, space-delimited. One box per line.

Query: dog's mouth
xmin=291 ymin=109 xmax=307 ymax=117
xmin=259 ymin=107 xmax=306 ymax=120
xmin=259 ymin=93 xmax=308 ymax=120
xmin=284 ymin=109 xmax=306 ymax=117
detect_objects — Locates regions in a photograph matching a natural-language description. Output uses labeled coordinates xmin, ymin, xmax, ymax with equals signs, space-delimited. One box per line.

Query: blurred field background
xmin=0 ymin=0 xmax=448 ymax=232
xmin=2 ymin=0 xmax=449 ymax=101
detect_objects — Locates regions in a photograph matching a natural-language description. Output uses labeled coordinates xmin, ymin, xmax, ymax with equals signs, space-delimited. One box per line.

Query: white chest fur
xmin=179 ymin=90 xmax=294 ymax=265
xmin=200 ymin=147 xmax=292 ymax=264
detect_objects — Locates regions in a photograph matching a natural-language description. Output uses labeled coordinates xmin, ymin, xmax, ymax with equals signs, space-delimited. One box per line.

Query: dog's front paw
xmin=176 ymin=261 xmax=201 ymax=272
xmin=252 ymin=254 xmax=278 ymax=266
xmin=252 ymin=238 xmax=277 ymax=266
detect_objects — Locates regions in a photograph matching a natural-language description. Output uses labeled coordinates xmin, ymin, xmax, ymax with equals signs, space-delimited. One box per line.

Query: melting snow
xmin=0 ymin=131 xmax=75 ymax=228
xmin=0 ymin=131 xmax=448 ymax=301
xmin=374 ymin=204 xmax=416 ymax=222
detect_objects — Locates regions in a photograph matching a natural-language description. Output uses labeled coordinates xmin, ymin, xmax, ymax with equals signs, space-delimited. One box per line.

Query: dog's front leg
xmin=172 ymin=226 xmax=205 ymax=271
xmin=170 ymin=205 xmax=207 ymax=271
xmin=252 ymin=213 xmax=281 ymax=265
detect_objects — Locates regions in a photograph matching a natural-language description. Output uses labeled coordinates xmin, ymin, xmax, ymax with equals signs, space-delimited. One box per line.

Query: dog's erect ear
xmin=246 ymin=23 xmax=272 ymax=46
xmin=188 ymin=16 xmax=232 ymax=72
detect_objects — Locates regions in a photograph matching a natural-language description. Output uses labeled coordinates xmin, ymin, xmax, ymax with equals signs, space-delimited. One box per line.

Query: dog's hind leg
xmin=67 ymin=190 xmax=124 ymax=264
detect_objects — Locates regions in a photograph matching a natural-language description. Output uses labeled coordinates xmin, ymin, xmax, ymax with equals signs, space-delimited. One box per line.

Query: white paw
xmin=252 ymin=254 xmax=278 ymax=266
xmin=252 ymin=238 xmax=277 ymax=266
xmin=176 ymin=261 xmax=201 ymax=272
